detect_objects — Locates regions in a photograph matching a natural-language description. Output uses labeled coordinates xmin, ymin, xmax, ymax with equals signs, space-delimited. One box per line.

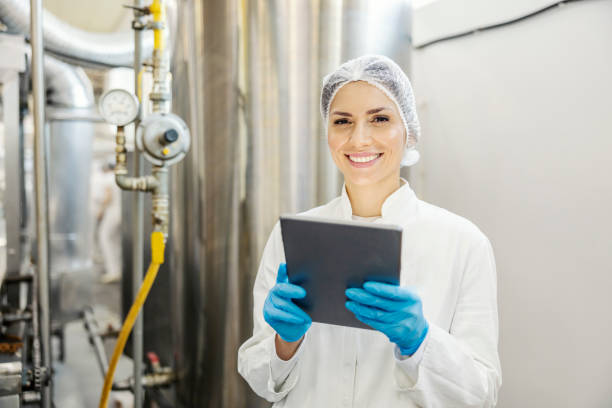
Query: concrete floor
xmin=52 ymin=266 xmax=134 ymax=408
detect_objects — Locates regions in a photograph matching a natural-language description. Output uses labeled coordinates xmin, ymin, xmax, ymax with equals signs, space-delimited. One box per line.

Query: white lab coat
xmin=238 ymin=179 xmax=501 ymax=407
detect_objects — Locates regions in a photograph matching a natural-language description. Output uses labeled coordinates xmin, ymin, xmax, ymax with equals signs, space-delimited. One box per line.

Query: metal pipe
xmin=150 ymin=49 xmax=170 ymax=114
xmin=44 ymin=55 xmax=94 ymax=108
xmin=115 ymin=126 xmax=158 ymax=192
xmin=150 ymin=0 xmax=171 ymax=239
xmin=82 ymin=308 xmax=109 ymax=376
xmin=2 ymin=67 xmax=24 ymax=289
xmin=3 ymin=274 xmax=33 ymax=283
xmin=136 ymin=2 xmax=172 ymax=401
xmin=104 ymin=2 xmax=172 ymax=404
xmin=1 ymin=311 xmax=33 ymax=324
xmin=151 ymin=166 xmax=169 ymax=238
xmin=43 ymin=54 xmax=96 ymax=280
xmin=132 ymin=1 xmax=146 ymax=405
xmin=0 ymin=0 xmax=153 ymax=67
xmin=30 ymin=0 xmax=51 ymax=406
xmin=115 ymin=369 xmax=175 ymax=389
xmin=30 ymin=264 xmax=42 ymax=402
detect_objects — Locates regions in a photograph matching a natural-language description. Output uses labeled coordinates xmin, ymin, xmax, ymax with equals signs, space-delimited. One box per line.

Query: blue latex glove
xmin=345 ymin=282 xmax=429 ymax=356
xmin=263 ymin=263 xmax=312 ymax=342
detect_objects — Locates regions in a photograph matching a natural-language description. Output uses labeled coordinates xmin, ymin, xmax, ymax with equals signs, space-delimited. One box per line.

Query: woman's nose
xmin=349 ymin=121 xmax=373 ymax=147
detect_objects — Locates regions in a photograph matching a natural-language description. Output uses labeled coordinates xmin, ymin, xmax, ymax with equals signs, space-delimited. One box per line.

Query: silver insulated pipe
xmin=44 ymin=55 xmax=94 ymax=109
xmin=44 ymin=56 xmax=95 ymax=277
xmin=0 ymin=0 xmax=153 ymax=67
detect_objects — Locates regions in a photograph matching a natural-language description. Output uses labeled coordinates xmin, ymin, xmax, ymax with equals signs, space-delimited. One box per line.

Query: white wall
xmin=412 ymin=0 xmax=560 ymax=46
xmin=411 ymin=0 xmax=612 ymax=406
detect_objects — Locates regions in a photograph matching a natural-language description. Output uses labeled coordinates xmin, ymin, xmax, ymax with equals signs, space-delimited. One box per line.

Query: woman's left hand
xmin=345 ymin=282 xmax=429 ymax=356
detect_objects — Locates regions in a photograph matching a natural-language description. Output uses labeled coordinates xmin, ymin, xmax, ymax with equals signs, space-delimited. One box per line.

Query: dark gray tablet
xmin=280 ymin=215 xmax=402 ymax=330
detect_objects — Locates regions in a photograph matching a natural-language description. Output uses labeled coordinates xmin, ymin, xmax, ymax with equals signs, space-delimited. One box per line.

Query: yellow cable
xmin=98 ymin=231 xmax=165 ymax=408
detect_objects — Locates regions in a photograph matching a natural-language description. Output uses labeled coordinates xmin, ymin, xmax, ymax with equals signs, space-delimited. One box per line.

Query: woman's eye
xmin=372 ymin=116 xmax=389 ymax=123
xmin=334 ymin=118 xmax=350 ymax=125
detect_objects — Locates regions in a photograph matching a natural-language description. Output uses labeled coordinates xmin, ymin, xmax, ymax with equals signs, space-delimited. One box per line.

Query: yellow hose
xmin=136 ymin=67 xmax=145 ymax=102
xmin=98 ymin=231 xmax=165 ymax=408
xmin=150 ymin=0 xmax=165 ymax=52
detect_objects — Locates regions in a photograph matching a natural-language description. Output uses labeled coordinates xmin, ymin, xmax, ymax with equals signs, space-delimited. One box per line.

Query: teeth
xmin=348 ymin=153 xmax=380 ymax=163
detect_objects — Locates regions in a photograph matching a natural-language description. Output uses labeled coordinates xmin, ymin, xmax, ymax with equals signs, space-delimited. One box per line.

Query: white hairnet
xmin=320 ymin=55 xmax=421 ymax=167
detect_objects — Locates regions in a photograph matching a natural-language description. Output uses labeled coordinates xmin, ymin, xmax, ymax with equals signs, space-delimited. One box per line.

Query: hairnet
xmin=320 ymin=55 xmax=421 ymax=167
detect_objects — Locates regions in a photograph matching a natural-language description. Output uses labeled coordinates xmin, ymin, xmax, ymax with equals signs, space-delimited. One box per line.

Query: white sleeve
xmin=237 ymin=222 xmax=304 ymax=402
xmin=270 ymin=334 xmax=307 ymax=383
xmin=393 ymin=237 xmax=502 ymax=408
xmin=393 ymin=330 xmax=429 ymax=381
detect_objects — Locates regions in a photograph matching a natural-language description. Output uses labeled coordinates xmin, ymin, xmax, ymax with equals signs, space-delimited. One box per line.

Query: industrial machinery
xmin=0 ymin=0 xmax=175 ymax=406
xmin=95 ymin=0 xmax=191 ymax=406
xmin=0 ymin=28 xmax=87 ymax=408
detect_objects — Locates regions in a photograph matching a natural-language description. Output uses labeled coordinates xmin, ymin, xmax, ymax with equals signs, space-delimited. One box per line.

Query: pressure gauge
xmin=99 ymin=88 xmax=139 ymax=126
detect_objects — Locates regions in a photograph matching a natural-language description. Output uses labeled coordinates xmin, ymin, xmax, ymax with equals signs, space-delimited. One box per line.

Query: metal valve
xmin=136 ymin=113 xmax=191 ymax=166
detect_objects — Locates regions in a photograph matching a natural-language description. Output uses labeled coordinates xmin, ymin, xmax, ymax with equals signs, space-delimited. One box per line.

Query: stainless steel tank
xmin=168 ymin=1 xmax=413 ymax=406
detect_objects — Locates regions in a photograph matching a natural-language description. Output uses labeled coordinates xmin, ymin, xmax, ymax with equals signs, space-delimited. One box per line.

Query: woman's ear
xmin=406 ymin=129 xmax=417 ymax=150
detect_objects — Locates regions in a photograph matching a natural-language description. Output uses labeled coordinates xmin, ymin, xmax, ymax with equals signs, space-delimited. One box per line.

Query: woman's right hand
xmin=263 ymin=263 xmax=312 ymax=343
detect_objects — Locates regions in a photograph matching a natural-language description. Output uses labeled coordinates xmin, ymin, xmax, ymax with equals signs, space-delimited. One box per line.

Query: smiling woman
xmin=238 ymin=55 xmax=502 ymax=408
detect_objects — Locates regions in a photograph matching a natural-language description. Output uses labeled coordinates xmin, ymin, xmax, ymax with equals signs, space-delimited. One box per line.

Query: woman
xmin=238 ymin=55 xmax=501 ymax=407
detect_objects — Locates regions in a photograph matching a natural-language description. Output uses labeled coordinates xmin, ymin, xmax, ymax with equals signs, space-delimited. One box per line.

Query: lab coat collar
xmin=338 ymin=177 xmax=418 ymax=226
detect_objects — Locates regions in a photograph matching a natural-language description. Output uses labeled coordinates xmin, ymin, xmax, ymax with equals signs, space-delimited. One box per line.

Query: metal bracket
xmin=124 ymin=4 xmax=150 ymax=15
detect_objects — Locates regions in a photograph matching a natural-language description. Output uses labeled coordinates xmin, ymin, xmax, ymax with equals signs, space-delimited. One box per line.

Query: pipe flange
xmin=136 ymin=113 xmax=190 ymax=166
xmin=149 ymin=92 xmax=171 ymax=102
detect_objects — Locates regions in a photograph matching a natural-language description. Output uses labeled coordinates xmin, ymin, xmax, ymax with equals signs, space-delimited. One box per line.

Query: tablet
xmin=280 ymin=215 xmax=402 ymax=330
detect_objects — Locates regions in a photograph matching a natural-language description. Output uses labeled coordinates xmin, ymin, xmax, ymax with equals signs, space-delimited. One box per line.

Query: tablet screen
xmin=280 ymin=215 xmax=402 ymax=330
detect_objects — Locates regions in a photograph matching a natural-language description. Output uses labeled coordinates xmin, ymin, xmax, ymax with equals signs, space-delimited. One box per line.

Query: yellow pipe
xmin=98 ymin=231 xmax=165 ymax=408
xmin=150 ymin=0 xmax=165 ymax=51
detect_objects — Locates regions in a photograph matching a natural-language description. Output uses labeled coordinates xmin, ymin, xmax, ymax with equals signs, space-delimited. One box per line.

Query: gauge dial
xmin=99 ymin=88 xmax=139 ymax=126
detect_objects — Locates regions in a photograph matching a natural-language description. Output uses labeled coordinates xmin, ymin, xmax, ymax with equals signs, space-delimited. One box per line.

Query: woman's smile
xmin=345 ymin=152 xmax=383 ymax=167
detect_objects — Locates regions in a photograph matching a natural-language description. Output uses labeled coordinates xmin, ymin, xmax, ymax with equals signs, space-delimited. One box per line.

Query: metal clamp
xmin=148 ymin=91 xmax=170 ymax=102
xmin=146 ymin=21 xmax=165 ymax=30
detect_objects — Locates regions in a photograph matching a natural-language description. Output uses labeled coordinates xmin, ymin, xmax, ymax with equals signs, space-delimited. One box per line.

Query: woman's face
xmin=327 ymin=81 xmax=406 ymax=187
